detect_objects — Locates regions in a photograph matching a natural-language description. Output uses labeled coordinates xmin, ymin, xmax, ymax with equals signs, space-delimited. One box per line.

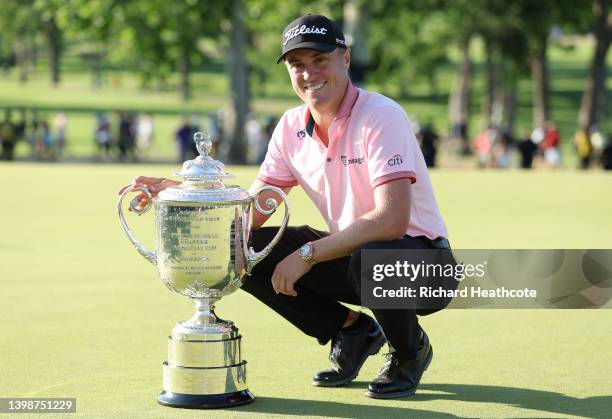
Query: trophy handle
xmin=245 ymin=186 xmax=290 ymax=273
xmin=117 ymin=185 xmax=157 ymax=265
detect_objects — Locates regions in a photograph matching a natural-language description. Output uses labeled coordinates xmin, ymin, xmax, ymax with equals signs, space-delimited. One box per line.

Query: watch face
xmin=299 ymin=243 xmax=311 ymax=257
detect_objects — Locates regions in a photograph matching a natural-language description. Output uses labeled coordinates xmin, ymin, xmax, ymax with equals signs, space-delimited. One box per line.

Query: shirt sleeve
xmin=257 ymin=116 xmax=299 ymax=187
xmin=365 ymin=106 xmax=418 ymax=188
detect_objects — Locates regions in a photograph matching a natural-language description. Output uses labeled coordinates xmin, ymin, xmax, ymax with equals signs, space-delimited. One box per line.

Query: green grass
xmin=1 ymin=164 xmax=611 ymax=418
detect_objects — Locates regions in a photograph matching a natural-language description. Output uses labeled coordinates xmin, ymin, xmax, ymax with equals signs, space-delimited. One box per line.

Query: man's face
xmin=284 ymin=48 xmax=350 ymax=114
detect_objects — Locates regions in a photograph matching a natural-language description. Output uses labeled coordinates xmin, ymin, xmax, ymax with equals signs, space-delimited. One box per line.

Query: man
xmin=120 ymin=14 xmax=452 ymax=399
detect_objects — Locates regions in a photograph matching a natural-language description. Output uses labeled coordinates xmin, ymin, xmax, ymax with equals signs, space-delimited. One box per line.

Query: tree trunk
xmin=503 ymin=80 xmax=517 ymax=134
xmin=179 ymin=46 xmax=191 ymax=101
xmin=448 ymin=36 xmax=472 ymax=154
xmin=530 ymin=42 xmax=549 ymax=127
xmin=14 ymin=34 xmax=29 ymax=83
xmin=220 ymin=0 xmax=250 ymax=164
xmin=46 ymin=16 xmax=61 ymax=85
xmin=491 ymin=59 xmax=506 ymax=127
xmin=343 ymin=0 xmax=370 ymax=85
xmin=578 ymin=0 xmax=611 ymax=130
xmin=481 ymin=38 xmax=494 ymax=125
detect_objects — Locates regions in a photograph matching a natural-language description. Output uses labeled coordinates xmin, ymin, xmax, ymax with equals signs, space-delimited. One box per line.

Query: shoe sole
xmin=364 ymin=346 xmax=433 ymax=399
xmin=312 ymin=332 xmax=386 ymax=388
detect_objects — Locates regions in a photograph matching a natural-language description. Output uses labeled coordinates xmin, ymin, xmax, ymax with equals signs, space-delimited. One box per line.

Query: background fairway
xmin=1 ymin=164 xmax=611 ymax=418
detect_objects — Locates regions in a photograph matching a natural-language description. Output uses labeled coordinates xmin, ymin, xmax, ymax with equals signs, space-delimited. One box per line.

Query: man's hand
xmin=271 ymin=251 xmax=312 ymax=296
xmin=117 ymin=176 xmax=181 ymax=211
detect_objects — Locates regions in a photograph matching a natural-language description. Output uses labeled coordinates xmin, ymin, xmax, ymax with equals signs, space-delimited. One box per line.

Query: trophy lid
xmin=157 ymin=132 xmax=251 ymax=203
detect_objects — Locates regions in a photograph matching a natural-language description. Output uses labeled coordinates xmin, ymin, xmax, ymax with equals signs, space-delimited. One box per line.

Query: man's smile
xmin=304 ymin=81 xmax=327 ymax=92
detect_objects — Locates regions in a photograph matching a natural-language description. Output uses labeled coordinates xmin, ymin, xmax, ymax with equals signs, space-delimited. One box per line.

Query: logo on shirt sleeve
xmin=297 ymin=130 xmax=306 ymax=141
xmin=387 ymin=154 xmax=403 ymax=166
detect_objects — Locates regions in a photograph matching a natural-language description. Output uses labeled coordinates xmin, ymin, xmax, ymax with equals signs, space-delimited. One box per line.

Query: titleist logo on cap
xmin=284 ymin=24 xmax=328 ymax=46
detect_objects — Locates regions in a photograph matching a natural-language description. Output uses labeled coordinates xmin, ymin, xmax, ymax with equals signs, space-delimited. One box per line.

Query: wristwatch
xmin=298 ymin=242 xmax=317 ymax=266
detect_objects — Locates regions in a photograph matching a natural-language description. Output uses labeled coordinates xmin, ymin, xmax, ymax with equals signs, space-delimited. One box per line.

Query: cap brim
xmin=276 ymin=42 xmax=337 ymax=64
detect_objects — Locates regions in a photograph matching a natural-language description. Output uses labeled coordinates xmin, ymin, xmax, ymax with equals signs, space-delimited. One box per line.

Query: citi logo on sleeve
xmin=341 ymin=155 xmax=365 ymax=166
xmin=387 ymin=154 xmax=403 ymax=166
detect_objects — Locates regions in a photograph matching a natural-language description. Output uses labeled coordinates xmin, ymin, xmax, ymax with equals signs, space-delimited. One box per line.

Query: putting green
xmin=1 ymin=163 xmax=611 ymax=418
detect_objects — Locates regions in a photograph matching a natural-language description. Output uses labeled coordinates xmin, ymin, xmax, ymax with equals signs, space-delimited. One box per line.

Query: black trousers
xmin=241 ymin=225 xmax=453 ymax=360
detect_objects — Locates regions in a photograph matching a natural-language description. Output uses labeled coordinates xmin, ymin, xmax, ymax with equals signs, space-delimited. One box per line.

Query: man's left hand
xmin=271 ymin=252 xmax=312 ymax=296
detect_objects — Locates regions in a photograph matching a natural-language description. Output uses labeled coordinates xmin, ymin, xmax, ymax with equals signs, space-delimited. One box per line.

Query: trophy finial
xmin=194 ymin=132 xmax=212 ymax=157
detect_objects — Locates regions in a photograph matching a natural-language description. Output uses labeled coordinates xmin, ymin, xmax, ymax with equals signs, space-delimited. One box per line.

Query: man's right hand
xmin=117 ymin=176 xmax=181 ymax=211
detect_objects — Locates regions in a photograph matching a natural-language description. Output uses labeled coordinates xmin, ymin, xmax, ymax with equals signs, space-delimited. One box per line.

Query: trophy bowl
xmin=117 ymin=132 xmax=290 ymax=409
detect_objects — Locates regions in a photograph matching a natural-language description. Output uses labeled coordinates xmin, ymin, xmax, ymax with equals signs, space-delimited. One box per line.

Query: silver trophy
xmin=117 ymin=132 xmax=290 ymax=409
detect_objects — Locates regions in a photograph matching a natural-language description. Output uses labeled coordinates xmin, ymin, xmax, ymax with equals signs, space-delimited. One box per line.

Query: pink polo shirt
xmin=258 ymin=82 xmax=448 ymax=240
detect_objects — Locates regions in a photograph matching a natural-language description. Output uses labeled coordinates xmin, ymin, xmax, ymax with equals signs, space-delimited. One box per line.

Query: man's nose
xmin=302 ymin=64 xmax=319 ymax=80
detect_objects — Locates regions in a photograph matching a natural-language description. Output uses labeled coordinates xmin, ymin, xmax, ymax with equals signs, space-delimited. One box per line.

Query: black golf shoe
xmin=312 ymin=313 xmax=386 ymax=387
xmin=365 ymin=329 xmax=433 ymax=399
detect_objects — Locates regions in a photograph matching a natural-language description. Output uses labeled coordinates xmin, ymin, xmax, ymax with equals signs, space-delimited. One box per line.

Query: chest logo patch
xmin=341 ymin=155 xmax=365 ymax=166
xmin=297 ymin=130 xmax=306 ymax=141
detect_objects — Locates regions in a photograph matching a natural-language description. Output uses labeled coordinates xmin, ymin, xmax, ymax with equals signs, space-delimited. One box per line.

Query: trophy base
xmin=157 ymin=390 xmax=255 ymax=409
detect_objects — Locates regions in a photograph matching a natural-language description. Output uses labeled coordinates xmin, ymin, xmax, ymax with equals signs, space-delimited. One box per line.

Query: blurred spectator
xmin=419 ymin=122 xmax=439 ymax=168
xmin=53 ymin=111 xmax=68 ymax=156
xmin=208 ymin=111 xmax=222 ymax=157
xmin=94 ymin=112 xmax=112 ymax=158
xmin=176 ymin=118 xmax=195 ymax=162
xmin=589 ymin=125 xmax=605 ymax=167
xmin=28 ymin=111 xmax=41 ymax=155
xmin=245 ymin=114 xmax=263 ymax=164
xmin=517 ymin=129 xmax=539 ymax=169
xmin=136 ymin=112 xmax=154 ymax=157
xmin=492 ymin=130 xmax=513 ymax=168
xmin=0 ymin=109 xmax=17 ymax=161
xmin=38 ymin=121 xmax=55 ymax=161
xmin=573 ymin=128 xmax=591 ymax=170
xmin=187 ymin=113 xmax=202 ymax=156
xmin=261 ymin=115 xmax=277 ymax=163
xmin=15 ymin=108 xmax=27 ymax=142
xmin=542 ymin=121 xmax=561 ymax=168
xmin=602 ymin=133 xmax=612 ymax=170
xmin=118 ymin=112 xmax=136 ymax=161
xmin=530 ymin=125 xmax=545 ymax=145
xmin=474 ymin=126 xmax=494 ymax=168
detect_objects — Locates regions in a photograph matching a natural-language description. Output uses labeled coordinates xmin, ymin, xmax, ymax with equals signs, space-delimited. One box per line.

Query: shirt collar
xmin=335 ymin=81 xmax=359 ymax=120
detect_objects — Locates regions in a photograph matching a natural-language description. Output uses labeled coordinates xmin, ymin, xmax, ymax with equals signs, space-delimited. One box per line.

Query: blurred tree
xmin=509 ymin=0 xmax=584 ymax=128
xmin=343 ymin=0 xmax=370 ymax=85
xmin=368 ymin=1 xmax=448 ymax=98
xmin=220 ymin=0 xmax=250 ymax=163
xmin=440 ymin=0 xmax=478 ymax=154
xmin=0 ymin=0 xmax=68 ymax=85
xmin=0 ymin=0 xmax=38 ymax=83
xmin=66 ymin=0 xmax=225 ymax=98
xmin=62 ymin=0 xmax=118 ymax=88
xmin=579 ymin=0 xmax=611 ymax=130
xmin=117 ymin=0 xmax=225 ymax=100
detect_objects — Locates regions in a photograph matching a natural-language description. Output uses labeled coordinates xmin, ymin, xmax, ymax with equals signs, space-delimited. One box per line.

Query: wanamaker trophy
xmin=117 ymin=132 xmax=290 ymax=409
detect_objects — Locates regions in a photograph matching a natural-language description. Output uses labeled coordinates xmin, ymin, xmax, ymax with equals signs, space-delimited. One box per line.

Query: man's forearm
xmin=311 ymin=209 xmax=407 ymax=263
xmin=309 ymin=179 xmax=412 ymax=263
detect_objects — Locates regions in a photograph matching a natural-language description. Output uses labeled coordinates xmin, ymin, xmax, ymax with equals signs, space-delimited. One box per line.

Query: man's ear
xmin=343 ymin=48 xmax=351 ymax=70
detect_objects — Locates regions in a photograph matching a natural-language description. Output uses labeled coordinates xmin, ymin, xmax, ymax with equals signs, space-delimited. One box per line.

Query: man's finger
xmin=271 ymin=274 xmax=280 ymax=294
xmin=286 ymin=281 xmax=297 ymax=297
xmin=280 ymin=277 xmax=297 ymax=297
